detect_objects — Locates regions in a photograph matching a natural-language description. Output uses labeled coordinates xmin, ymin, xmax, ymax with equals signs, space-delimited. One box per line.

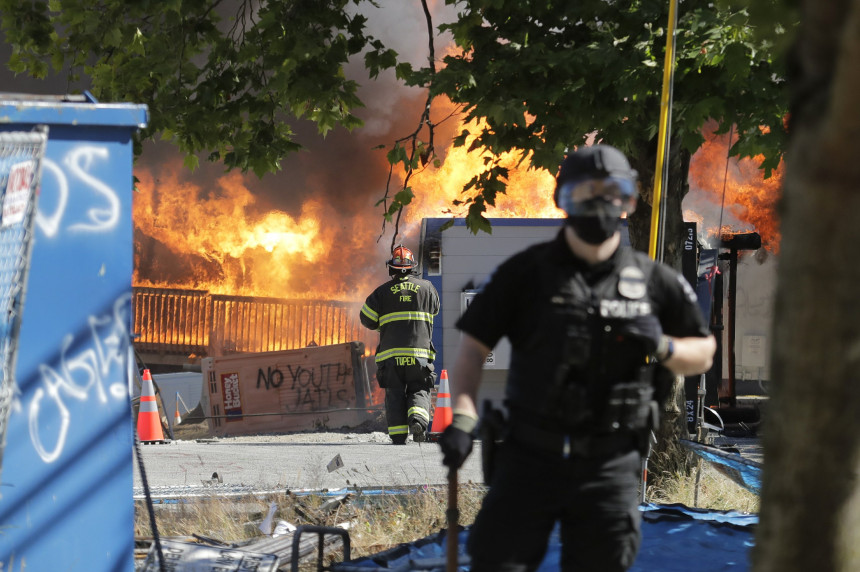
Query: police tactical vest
xmin=506 ymin=246 xmax=658 ymax=432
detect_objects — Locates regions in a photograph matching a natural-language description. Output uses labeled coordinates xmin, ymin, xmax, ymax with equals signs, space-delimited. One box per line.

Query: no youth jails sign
xmin=201 ymin=343 xmax=373 ymax=436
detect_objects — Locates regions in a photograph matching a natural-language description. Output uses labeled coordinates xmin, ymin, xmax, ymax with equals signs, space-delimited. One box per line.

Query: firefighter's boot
xmin=409 ymin=418 xmax=426 ymax=443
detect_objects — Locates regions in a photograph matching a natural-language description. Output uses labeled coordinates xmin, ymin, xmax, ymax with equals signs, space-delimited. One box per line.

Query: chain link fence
xmin=0 ymin=127 xmax=48 ymax=484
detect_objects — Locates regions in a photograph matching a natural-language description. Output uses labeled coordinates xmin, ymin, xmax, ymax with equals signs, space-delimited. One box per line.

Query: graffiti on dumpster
xmin=256 ymin=362 xmax=353 ymax=412
xmin=36 ymin=146 xmax=120 ymax=238
xmin=23 ymin=294 xmax=131 ymax=463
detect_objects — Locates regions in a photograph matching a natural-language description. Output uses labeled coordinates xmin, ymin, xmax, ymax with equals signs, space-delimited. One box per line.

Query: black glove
xmin=439 ymin=412 xmax=478 ymax=469
xmin=619 ymin=314 xmax=664 ymax=355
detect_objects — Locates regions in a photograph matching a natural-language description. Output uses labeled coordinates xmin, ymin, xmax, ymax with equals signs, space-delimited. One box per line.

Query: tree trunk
xmin=647 ymin=374 xmax=690 ymax=480
xmin=752 ymin=1 xmax=860 ymax=570
xmin=628 ymin=139 xmax=695 ymax=479
xmin=628 ymin=138 xmax=692 ymax=272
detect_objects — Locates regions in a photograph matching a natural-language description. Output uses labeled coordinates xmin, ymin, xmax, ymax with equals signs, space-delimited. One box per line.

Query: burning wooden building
xmin=131 ymin=287 xmax=376 ymax=367
xmin=131 ymin=116 xmax=782 ymax=438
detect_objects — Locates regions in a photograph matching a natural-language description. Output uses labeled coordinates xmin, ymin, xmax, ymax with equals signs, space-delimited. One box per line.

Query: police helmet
xmin=554 ymin=145 xmax=639 ymax=217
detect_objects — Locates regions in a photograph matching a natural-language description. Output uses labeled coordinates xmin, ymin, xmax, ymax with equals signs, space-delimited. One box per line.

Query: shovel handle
xmin=447 ymin=467 xmax=459 ymax=572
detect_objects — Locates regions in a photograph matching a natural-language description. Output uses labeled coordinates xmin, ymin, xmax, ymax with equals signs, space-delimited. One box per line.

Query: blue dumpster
xmin=0 ymin=93 xmax=147 ymax=572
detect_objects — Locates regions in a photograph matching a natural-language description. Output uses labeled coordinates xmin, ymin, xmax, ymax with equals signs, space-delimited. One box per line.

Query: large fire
xmin=687 ymin=120 xmax=783 ymax=253
xmin=134 ymin=117 xmax=782 ymax=301
xmin=409 ymin=128 xmax=559 ymax=219
xmin=133 ymin=118 xmax=561 ymax=300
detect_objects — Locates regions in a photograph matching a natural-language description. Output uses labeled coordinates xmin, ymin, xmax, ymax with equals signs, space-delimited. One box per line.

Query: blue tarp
xmin=680 ymin=439 xmax=763 ymax=496
xmin=333 ymin=503 xmax=757 ymax=571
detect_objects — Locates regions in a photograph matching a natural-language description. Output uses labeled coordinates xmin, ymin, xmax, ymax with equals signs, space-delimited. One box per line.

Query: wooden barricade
xmin=201 ymin=342 xmax=376 ymax=437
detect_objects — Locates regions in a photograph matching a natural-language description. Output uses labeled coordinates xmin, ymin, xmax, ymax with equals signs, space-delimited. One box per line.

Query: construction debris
xmin=142 ymin=538 xmax=280 ymax=571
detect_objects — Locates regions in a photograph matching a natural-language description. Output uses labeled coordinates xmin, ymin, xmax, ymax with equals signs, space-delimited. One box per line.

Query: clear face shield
xmin=556 ymin=177 xmax=638 ymax=218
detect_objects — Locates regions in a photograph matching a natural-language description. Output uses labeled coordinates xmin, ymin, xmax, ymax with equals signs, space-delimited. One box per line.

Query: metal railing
xmin=132 ymin=287 xmax=376 ymax=359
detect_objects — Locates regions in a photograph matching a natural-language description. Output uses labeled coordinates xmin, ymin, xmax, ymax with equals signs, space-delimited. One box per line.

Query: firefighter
xmin=439 ymin=145 xmax=716 ymax=571
xmin=360 ymin=245 xmax=440 ymax=444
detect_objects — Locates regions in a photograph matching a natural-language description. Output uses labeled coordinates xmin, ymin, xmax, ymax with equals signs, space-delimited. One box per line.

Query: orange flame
xmin=133 ymin=117 xmax=562 ymax=299
xmin=133 ymin=165 xmax=380 ymax=298
xmin=687 ymin=120 xmax=783 ymax=253
xmin=409 ymin=121 xmax=561 ymax=219
xmin=134 ymin=116 xmax=783 ymax=301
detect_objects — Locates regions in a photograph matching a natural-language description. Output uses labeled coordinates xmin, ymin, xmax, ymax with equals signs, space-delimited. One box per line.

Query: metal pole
xmin=639 ymin=430 xmax=657 ymax=503
xmin=640 ymin=449 xmax=650 ymax=504
xmin=447 ymin=468 xmax=459 ymax=571
xmin=727 ymin=248 xmax=738 ymax=407
xmin=648 ymin=0 xmax=680 ymax=262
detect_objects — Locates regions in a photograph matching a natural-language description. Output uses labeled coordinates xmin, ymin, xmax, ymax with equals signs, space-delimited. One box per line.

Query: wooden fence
xmin=132 ymin=287 xmax=376 ymax=362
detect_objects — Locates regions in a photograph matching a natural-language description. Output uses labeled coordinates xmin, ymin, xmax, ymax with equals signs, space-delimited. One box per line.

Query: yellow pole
xmin=648 ymin=0 xmax=680 ymax=262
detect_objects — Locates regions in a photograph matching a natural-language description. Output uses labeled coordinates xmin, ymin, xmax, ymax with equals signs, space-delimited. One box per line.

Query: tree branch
xmin=379 ymin=0 xmax=438 ymax=253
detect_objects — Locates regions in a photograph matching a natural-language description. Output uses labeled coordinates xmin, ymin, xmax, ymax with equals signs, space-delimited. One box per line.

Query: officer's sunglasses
xmin=557 ymin=177 xmax=638 ymax=216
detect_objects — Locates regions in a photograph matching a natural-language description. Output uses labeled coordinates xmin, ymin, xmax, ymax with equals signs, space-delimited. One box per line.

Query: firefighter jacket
xmin=360 ymin=274 xmax=440 ymax=365
xmin=457 ymin=229 xmax=710 ymax=433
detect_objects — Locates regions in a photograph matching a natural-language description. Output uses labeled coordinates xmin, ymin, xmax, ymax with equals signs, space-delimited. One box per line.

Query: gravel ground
xmin=134 ymin=429 xmax=486 ymax=497
xmin=134 ymin=422 xmax=763 ymax=498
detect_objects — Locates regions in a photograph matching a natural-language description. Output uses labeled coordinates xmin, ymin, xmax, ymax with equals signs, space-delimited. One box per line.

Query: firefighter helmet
xmin=388 ymin=245 xmax=417 ymax=276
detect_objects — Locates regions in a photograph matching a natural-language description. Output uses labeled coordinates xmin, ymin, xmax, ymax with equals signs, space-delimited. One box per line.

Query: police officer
xmin=361 ymin=245 xmax=440 ymax=444
xmin=439 ymin=145 xmax=716 ymax=571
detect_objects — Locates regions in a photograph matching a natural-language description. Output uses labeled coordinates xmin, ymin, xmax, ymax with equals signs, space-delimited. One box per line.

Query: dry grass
xmin=338 ymin=484 xmax=485 ymax=553
xmin=169 ymin=420 xmax=212 ymax=441
xmin=136 ymin=460 xmax=757 ymax=565
xmin=647 ymin=461 xmax=760 ymax=514
xmin=139 ymin=421 xmax=758 ymax=566
xmin=645 ymin=438 xmax=760 ymax=513
xmin=135 ymin=496 xmax=262 ymax=541
xmin=136 ymin=484 xmax=486 ymax=563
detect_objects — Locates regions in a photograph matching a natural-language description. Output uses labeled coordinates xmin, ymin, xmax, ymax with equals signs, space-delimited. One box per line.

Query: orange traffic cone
xmin=173 ymin=391 xmax=182 ymax=427
xmin=430 ymin=369 xmax=453 ymax=435
xmin=137 ymin=369 xmax=166 ymax=443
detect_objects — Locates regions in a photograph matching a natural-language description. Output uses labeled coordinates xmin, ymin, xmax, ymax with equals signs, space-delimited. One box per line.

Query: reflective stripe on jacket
xmin=360 ymin=274 xmax=439 ymax=364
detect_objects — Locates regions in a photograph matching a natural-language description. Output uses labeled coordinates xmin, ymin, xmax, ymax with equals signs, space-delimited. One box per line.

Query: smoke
xmin=684 ymin=121 xmax=782 ymax=254
xmin=131 ymin=1 xmax=460 ymax=297
xmin=349 ymin=0 xmax=456 ymax=136
xmin=684 ymin=185 xmax=752 ymax=251
xmin=0 ymin=1 xmax=460 ymax=299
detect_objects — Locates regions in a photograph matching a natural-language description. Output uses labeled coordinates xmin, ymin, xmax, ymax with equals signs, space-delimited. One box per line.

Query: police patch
xmin=618 ymin=266 xmax=647 ymax=299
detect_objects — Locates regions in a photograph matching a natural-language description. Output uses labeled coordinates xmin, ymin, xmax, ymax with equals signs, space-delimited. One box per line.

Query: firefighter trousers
xmin=378 ymin=361 xmax=433 ymax=443
xmin=467 ymin=435 xmax=642 ymax=571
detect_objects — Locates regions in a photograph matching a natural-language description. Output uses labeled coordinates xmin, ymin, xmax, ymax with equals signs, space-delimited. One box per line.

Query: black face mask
xmin=566 ymin=215 xmax=622 ymax=244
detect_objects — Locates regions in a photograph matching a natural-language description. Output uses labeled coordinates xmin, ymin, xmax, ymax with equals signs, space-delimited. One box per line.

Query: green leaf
xmin=129 ymin=28 xmax=145 ymax=56
xmin=183 ymin=153 xmax=199 ymax=172
xmin=0 ymin=0 xmax=791 ymax=242
xmin=394 ymin=187 xmax=415 ymax=205
xmin=386 ymin=144 xmax=409 ymax=166
xmin=466 ymin=204 xmax=493 ymax=235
